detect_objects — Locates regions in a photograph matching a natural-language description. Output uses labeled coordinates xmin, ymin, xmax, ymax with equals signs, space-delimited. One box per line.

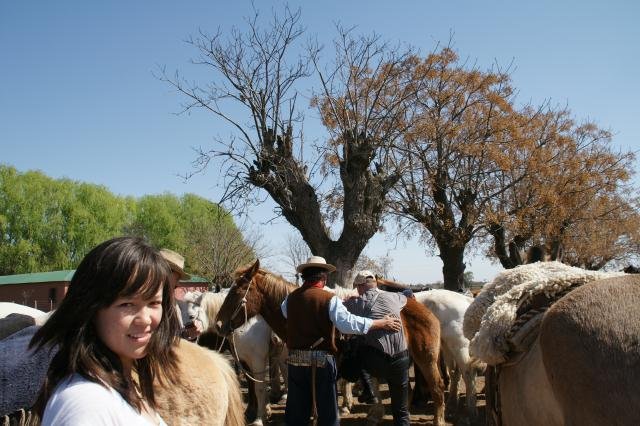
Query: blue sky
xmin=2 ymin=1 xmax=638 ymax=283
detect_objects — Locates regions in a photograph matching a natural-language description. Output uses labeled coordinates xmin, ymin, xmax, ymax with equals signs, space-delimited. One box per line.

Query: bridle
xmin=221 ymin=274 xmax=266 ymax=383
xmin=226 ymin=274 xmax=253 ymax=332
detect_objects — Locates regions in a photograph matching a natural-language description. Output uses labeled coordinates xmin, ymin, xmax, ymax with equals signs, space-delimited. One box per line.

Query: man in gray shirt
xmin=343 ymin=271 xmax=411 ymax=426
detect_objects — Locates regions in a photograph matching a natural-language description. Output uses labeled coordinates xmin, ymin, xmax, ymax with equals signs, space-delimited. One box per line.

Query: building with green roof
xmin=0 ymin=270 xmax=210 ymax=311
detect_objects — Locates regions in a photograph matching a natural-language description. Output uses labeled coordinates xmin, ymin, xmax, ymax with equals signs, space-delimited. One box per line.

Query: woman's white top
xmin=42 ymin=374 xmax=167 ymax=426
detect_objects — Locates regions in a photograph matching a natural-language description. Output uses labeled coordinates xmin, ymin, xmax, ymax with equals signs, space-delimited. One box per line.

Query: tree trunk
xmin=488 ymin=223 xmax=529 ymax=269
xmin=439 ymin=244 xmax=466 ymax=291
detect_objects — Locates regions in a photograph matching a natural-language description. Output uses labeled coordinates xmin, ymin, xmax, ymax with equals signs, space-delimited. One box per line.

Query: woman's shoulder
xmin=50 ymin=374 xmax=114 ymax=401
xmin=42 ymin=375 xmax=134 ymax=425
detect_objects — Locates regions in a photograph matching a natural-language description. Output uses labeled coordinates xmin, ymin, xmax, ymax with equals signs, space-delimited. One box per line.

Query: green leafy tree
xmin=126 ymin=193 xmax=255 ymax=284
xmin=0 ymin=165 xmax=134 ymax=274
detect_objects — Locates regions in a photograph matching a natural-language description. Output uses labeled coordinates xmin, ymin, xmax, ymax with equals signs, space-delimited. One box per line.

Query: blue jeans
xmin=362 ymin=348 xmax=411 ymax=426
xmin=285 ymin=356 xmax=339 ymax=426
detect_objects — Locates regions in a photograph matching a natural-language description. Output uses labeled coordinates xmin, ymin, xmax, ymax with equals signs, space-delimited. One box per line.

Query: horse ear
xmin=247 ymin=259 xmax=260 ymax=279
xmin=244 ymin=259 xmax=260 ymax=281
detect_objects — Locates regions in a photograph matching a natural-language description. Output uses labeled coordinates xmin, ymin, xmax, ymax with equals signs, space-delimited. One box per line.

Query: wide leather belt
xmin=287 ymin=349 xmax=332 ymax=367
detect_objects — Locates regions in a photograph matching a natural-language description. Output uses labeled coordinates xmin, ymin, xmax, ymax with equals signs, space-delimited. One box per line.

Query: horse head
xmin=215 ymin=259 xmax=263 ymax=336
xmin=182 ymin=291 xmax=208 ymax=329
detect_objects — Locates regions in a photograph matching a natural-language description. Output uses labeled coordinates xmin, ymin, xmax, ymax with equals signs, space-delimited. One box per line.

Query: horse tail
xmin=218 ymin=352 xmax=244 ymax=426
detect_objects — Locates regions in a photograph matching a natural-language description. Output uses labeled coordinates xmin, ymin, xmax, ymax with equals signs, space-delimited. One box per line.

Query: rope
xmin=230 ymin=331 xmax=266 ymax=384
xmin=216 ymin=335 xmax=227 ymax=352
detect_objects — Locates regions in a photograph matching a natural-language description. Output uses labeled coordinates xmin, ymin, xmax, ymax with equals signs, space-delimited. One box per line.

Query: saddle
xmin=502 ymin=281 xmax=583 ymax=364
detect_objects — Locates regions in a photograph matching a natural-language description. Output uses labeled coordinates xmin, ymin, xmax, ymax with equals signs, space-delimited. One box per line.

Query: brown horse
xmin=466 ymin=263 xmax=640 ymax=426
xmin=214 ymin=260 xmax=446 ymax=426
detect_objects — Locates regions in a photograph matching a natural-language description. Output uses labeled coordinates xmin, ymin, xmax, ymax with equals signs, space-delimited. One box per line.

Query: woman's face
xmin=94 ymin=288 xmax=163 ymax=373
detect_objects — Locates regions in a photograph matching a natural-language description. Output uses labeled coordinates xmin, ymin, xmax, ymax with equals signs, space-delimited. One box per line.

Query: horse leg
xmin=420 ymin=352 xmax=444 ymax=426
xmin=242 ymin=360 xmax=258 ymax=422
xmin=268 ymin=335 xmax=285 ymax=403
xmin=411 ymin=361 xmax=430 ymax=409
xmin=278 ymin=347 xmax=288 ymax=402
xmin=245 ymin=358 xmax=269 ymax=426
xmin=440 ymin=345 xmax=460 ymax=418
xmin=410 ymin=342 xmax=444 ymax=426
xmin=446 ymin=366 xmax=461 ymax=418
xmin=365 ymin=377 xmax=384 ymax=425
xmin=338 ymin=378 xmax=353 ymax=415
xmin=462 ymin=367 xmax=478 ymax=419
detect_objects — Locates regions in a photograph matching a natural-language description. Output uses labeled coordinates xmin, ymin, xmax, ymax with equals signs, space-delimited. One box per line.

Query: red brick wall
xmin=0 ymin=282 xmax=68 ymax=312
xmin=1 ymin=281 xmax=210 ymax=310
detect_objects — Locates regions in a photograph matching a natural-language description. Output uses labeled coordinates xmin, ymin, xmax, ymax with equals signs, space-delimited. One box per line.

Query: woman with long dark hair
xmin=30 ymin=236 xmax=181 ymax=425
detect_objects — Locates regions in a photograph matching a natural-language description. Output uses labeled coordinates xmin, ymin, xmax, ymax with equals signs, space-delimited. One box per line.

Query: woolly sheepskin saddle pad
xmin=463 ymin=261 xmax=625 ymax=365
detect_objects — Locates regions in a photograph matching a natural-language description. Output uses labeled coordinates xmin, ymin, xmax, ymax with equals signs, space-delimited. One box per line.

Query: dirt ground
xmin=240 ymin=368 xmax=486 ymax=426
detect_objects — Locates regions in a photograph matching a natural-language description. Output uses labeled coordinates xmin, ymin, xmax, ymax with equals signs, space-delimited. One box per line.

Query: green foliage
xmin=126 ymin=192 xmax=247 ymax=280
xmin=0 ymin=165 xmax=134 ymax=274
xmin=0 ymin=165 xmax=250 ymax=278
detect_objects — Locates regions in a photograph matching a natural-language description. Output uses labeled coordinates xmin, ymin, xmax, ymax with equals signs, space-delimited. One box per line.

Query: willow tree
xmin=127 ymin=193 xmax=257 ymax=285
xmin=0 ymin=166 xmax=135 ymax=274
xmin=388 ymin=48 xmax=526 ymax=291
xmin=485 ymin=109 xmax=638 ymax=269
xmin=160 ymin=7 xmax=424 ymax=285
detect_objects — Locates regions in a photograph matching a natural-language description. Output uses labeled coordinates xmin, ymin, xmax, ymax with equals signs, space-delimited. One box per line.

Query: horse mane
xmin=329 ymin=285 xmax=357 ymax=299
xmin=377 ymin=278 xmax=409 ymax=292
xmin=256 ymin=269 xmax=296 ymax=303
xmin=200 ymin=293 xmax=225 ymax=319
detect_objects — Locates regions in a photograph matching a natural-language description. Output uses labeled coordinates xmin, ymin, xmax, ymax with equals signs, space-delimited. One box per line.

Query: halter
xmin=224 ymin=274 xmax=266 ymax=383
xmin=226 ymin=274 xmax=252 ymax=332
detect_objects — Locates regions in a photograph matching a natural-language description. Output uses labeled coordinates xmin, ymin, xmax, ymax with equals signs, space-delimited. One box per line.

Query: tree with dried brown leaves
xmin=486 ymin=107 xmax=638 ymax=270
xmin=387 ymin=48 xmax=524 ymax=291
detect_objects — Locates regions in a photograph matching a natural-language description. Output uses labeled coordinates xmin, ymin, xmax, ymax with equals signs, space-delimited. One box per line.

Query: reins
xmin=224 ymin=275 xmax=266 ymax=383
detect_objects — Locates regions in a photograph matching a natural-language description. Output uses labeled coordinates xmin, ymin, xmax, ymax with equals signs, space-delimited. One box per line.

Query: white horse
xmin=0 ymin=302 xmax=48 ymax=322
xmin=184 ymin=291 xmax=288 ymax=426
xmin=0 ymin=303 xmax=50 ymax=340
xmin=414 ymin=289 xmax=483 ymax=419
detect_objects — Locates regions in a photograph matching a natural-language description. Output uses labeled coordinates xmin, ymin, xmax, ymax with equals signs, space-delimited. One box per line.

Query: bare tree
xmin=343 ymin=252 xmax=394 ymax=286
xmin=159 ymin=7 xmax=422 ymax=285
xmin=281 ymin=232 xmax=311 ymax=282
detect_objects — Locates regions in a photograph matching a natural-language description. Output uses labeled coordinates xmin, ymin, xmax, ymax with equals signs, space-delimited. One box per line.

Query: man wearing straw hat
xmin=281 ymin=256 xmax=402 ymax=426
xmin=160 ymin=248 xmax=202 ymax=341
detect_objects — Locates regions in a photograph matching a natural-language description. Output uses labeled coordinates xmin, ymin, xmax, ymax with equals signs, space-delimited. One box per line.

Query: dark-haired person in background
xmin=160 ymin=248 xmax=203 ymax=341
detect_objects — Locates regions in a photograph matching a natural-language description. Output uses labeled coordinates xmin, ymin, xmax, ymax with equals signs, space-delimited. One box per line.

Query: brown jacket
xmin=286 ymin=286 xmax=338 ymax=353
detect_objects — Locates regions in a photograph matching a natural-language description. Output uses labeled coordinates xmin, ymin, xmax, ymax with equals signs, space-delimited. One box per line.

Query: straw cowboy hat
xmin=296 ymin=255 xmax=336 ymax=273
xmin=160 ymin=248 xmax=191 ymax=280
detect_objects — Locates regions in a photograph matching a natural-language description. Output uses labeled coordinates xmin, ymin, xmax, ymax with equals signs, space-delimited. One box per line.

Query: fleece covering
xmin=464 ymin=262 xmax=624 ymax=365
